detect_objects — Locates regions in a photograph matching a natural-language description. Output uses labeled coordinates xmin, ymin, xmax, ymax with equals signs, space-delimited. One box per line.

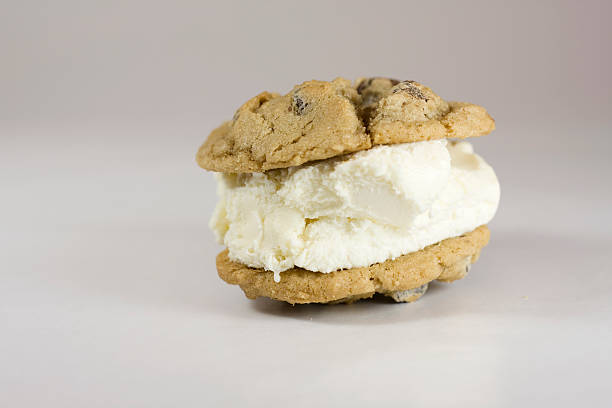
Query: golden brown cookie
xmin=216 ymin=225 xmax=490 ymax=304
xmin=196 ymin=77 xmax=495 ymax=173
xmin=362 ymin=78 xmax=495 ymax=145
xmin=197 ymin=79 xmax=370 ymax=173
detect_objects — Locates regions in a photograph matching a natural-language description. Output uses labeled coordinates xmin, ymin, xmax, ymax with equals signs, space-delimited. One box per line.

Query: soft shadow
xmin=249 ymin=292 xmax=450 ymax=325
xmin=251 ymin=293 xmax=395 ymax=318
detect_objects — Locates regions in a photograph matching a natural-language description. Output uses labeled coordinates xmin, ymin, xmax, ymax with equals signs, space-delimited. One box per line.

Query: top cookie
xmin=197 ymin=77 xmax=495 ymax=173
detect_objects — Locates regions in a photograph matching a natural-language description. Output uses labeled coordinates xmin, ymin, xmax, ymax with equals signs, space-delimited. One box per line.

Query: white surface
xmin=212 ymin=140 xmax=499 ymax=276
xmin=1 ymin=1 xmax=611 ymax=405
xmin=2 ymin=121 xmax=611 ymax=407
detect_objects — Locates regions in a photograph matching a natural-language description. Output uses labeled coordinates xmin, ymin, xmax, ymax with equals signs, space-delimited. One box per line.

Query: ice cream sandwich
xmin=197 ymin=78 xmax=499 ymax=304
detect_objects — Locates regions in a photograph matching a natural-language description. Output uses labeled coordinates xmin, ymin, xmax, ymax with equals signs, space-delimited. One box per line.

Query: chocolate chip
xmin=392 ymin=80 xmax=428 ymax=101
xmin=389 ymin=283 xmax=429 ymax=303
xmin=357 ymin=77 xmax=401 ymax=94
xmin=292 ymin=93 xmax=309 ymax=115
xmin=356 ymin=78 xmax=374 ymax=94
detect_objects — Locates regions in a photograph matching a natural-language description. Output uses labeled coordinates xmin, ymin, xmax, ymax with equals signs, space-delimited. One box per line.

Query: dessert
xmin=197 ymin=77 xmax=500 ymax=304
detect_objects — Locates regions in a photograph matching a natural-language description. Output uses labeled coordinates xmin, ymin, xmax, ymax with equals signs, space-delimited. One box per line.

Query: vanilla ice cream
xmin=210 ymin=140 xmax=500 ymax=282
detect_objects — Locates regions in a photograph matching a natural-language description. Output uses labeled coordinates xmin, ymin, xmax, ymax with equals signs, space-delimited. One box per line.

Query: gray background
xmin=2 ymin=1 xmax=611 ymax=407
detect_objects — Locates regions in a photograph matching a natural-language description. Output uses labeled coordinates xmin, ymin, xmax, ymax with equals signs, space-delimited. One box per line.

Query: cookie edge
xmin=216 ymin=225 xmax=490 ymax=304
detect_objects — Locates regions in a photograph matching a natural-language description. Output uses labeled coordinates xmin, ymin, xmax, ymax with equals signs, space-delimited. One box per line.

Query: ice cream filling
xmin=210 ymin=139 xmax=500 ymax=282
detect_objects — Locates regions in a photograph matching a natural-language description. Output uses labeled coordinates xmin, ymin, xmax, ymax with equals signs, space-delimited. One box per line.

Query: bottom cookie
xmin=216 ymin=225 xmax=490 ymax=304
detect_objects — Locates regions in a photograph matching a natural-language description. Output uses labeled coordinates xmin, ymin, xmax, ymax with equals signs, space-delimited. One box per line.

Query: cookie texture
xmin=197 ymin=77 xmax=495 ymax=173
xmin=216 ymin=225 xmax=490 ymax=304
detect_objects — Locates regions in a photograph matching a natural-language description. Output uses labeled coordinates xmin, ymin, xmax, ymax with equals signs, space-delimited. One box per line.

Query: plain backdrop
xmin=2 ymin=1 xmax=611 ymax=407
